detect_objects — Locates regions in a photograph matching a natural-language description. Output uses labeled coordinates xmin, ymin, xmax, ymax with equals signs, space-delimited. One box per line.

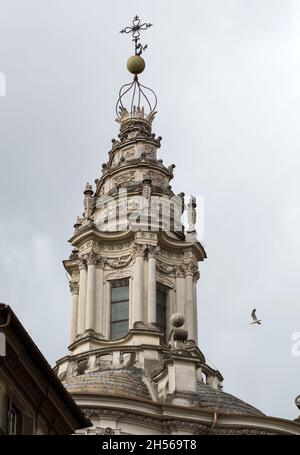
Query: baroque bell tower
xmin=55 ymin=17 xmax=294 ymax=436
xmin=62 ymin=16 xmax=205 ymax=353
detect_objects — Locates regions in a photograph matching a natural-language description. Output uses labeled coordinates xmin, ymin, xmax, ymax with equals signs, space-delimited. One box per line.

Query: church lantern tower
xmin=55 ymin=17 xmax=300 ymax=435
xmin=63 ymin=16 xmax=205 ymax=352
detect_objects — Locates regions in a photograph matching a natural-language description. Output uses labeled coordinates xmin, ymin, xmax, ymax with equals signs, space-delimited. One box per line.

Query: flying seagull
xmin=251 ymin=308 xmax=262 ymax=325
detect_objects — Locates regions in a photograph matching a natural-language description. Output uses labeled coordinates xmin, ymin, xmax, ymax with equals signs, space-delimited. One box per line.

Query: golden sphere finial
xmin=126 ymin=55 xmax=145 ymax=75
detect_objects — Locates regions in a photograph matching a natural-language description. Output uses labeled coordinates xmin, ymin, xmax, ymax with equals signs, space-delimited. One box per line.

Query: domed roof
xmin=63 ymin=367 xmax=262 ymax=416
xmin=64 ymin=367 xmax=151 ymax=401
xmin=196 ymin=382 xmax=263 ymax=415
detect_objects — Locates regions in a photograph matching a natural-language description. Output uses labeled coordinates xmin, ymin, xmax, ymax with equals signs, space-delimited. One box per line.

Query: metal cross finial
xmin=120 ymin=15 xmax=153 ymax=56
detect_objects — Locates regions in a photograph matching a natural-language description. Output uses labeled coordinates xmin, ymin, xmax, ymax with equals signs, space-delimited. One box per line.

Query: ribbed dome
xmin=64 ymin=368 xmax=151 ymax=401
xmin=196 ymin=382 xmax=263 ymax=415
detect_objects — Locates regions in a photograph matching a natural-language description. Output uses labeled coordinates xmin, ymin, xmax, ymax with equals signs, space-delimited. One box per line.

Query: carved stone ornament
xmin=98 ymin=241 xmax=132 ymax=252
xmin=194 ymin=271 xmax=200 ymax=282
xmin=163 ymin=419 xmax=208 ymax=435
xmin=106 ymin=269 xmax=132 ymax=280
xmin=79 ymin=409 xmax=261 ymax=435
xmin=81 ymin=408 xmax=160 ymax=428
xmin=156 ymin=260 xmax=176 ymax=274
xmin=187 ymin=195 xmax=197 ymax=232
xmin=69 ymin=281 xmax=79 ymax=295
xmin=106 ymin=255 xmax=132 ymax=269
xmin=144 ymin=144 xmax=155 ymax=158
xmin=136 ymin=231 xmax=157 ymax=241
xmin=157 ymin=276 xmax=174 ymax=289
xmin=132 ymin=243 xmax=147 ymax=258
xmin=147 ymin=245 xmax=160 ymax=258
xmin=87 ymin=250 xmax=99 ymax=266
xmin=175 ymin=264 xmax=186 ymax=278
xmin=142 ymin=181 xmax=152 ymax=199
xmin=124 ymin=148 xmax=135 ymax=159
xmin=113 ymin=171 xmax=135 ymax=186
xmin=78 ymin=258 xmax=87 ymax=271
xmin=184 ymin=260 xmax=198 ymax=277
xmin=142 ymin=171 xmax=165 ymax=186
xmin=83 ymin=183 xmax=94 ymax=219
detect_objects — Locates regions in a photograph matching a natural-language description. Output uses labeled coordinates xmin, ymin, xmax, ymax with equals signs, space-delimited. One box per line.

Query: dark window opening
xmin=111 ymin=279 xmax=129 ymax=339
xmin=9 ymin=405 xmax=22 ymax=435
xmin=156 ymin=284 xmax=167 ymax=337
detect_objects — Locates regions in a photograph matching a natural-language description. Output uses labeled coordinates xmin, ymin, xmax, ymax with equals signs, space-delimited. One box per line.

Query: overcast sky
xmin=0 ymin=0 xmax=300 ymax=420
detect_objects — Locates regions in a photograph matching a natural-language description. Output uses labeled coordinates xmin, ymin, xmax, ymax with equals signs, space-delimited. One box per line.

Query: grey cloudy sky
xmin=0 ymin=0 xmax=300 ymax=419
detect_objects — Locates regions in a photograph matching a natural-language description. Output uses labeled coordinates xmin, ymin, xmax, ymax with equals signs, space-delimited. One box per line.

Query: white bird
xmin=250 ymin=308 xmax=262 ymax=325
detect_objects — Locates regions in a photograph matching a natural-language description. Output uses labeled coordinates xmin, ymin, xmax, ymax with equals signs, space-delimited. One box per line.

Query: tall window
xmin=111 ymin=279 xmax=129 ymax=339
xmin=9 ymin=405 xmax=22 ymax=435
xmin=156 ymin=284 xmax=167 ymax=337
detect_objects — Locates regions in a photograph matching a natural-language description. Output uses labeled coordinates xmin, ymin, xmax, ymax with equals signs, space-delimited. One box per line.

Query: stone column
xmin=185 ymin=262 xmax=195 ymax=341
xmin=166 ymin=288 xmax=175 ymax=339
xmin=132 ymin=244 xmax=145 ymax=324
xmin=193 ymin=271 xmax=200 ymax=343
xmin=69 ymin=281 xmax=79 ymax=343
xmin=147 ymin=245 xmax=159 ymax=325
xmin=95 ymin=260 xmax=105 ymax=335
xmin=175 ymin=265 xmax=186 ymax=315
xmin=77 ymin=259 xmax=87 ymax=335
xmin=85 ymin=252 xmax=97 ymax=333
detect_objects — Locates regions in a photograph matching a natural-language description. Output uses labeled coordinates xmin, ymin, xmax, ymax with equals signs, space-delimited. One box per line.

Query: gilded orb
xmin=127 ymin=55 xmax=145 ymax=74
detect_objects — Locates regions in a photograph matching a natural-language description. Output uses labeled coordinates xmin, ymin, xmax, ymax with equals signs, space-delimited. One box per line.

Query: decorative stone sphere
xmin=171 ymin=313 xmax=185 ymax=328
xmin=173 ymin=328 xmax=188 ymax=342
xmin=127 ymin=55 xmax=145 ymax=74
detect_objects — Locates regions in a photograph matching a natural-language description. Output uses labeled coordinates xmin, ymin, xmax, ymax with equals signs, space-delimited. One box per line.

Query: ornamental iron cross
xmin=120 ymin=15 xmax=153 ymax=56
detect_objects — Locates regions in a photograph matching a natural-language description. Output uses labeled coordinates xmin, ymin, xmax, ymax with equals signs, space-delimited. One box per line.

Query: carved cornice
xmin=163 ymin=419 xmax=208 ymax=435
xmin=135 ymin=231 xmax=157 ymax=242
xmin=212 ymin=428 xmax=275 ymax=435
xmin=97 ymin=241 xmax=133 ymax=256
xmin=79 ymin=239 xmax=99 ymax=252
xmin=80 ymin=409 xmax=277 ymax=435
xmin=82 ymin=408 xmax=160 ymax=428
xmin=78 ymin=427 xmax=116 ymax=435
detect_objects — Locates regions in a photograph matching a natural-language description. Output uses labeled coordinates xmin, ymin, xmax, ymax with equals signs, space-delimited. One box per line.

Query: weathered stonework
xmin=55 ymin=55 xmax=300 ymax=436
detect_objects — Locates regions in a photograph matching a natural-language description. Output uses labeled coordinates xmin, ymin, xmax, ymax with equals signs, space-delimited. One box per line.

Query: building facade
xmin=0 ymin=304 xmax=90 ymax=435
xmin=55 ymin=17 xmax=300 ymax=435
